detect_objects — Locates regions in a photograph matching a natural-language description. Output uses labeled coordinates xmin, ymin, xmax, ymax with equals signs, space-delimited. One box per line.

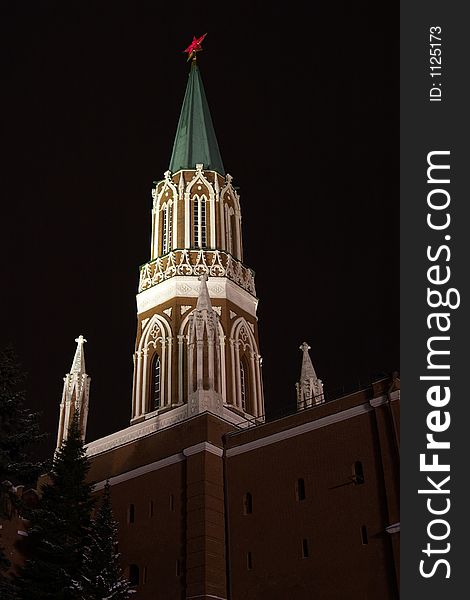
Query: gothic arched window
xmin=193 ymin=195 xmax=207 ymax=248
xmin=152 ymin=354 xmax=161 ymax=410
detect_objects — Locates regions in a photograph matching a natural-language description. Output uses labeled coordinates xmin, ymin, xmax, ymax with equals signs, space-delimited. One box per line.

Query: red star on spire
xmin=183 ymin=33 xmax=207 ymax=62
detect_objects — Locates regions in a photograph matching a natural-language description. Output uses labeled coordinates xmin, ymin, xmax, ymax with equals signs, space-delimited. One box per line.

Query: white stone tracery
xmin=229 ymin=317 xmax=263 ymax=417
xmin=151 ymin=171 xmax=178 ymax=258
xmin=132 ymin=314 xmax=173 ymax=420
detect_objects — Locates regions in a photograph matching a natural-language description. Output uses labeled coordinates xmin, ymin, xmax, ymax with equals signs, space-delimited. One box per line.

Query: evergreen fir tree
xmin=15 ymin=411 xmax=95 ymax=600
xmin=0 ymin=346 xmax=47 ymax=597
xmin=0 ymin=346 xmax=47 ymax=487
xmin=79 ymin=481 xmax=134 ymax=599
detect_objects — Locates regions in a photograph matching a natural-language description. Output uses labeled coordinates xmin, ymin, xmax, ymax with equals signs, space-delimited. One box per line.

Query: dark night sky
xmin=0 ymin=1 xmax=398 ymax=457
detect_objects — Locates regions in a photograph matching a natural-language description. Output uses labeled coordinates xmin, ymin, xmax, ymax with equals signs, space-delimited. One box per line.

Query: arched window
xmin=129 ymin=564 xmax=139 ymax=586
xmin=240 ymin=360 xmax=247 ymax=411
xmin=193 ymin=195 xmax=207 ymax=248
xmin=162 ymin=203 xmax=172 ymax=254
xmin=243 ymin=492 xmax=253 ymax=515
xmin=353 ymin=461 xmax=365 ymax=485
xmin=152 ymin=354 xmax=161 ymax=410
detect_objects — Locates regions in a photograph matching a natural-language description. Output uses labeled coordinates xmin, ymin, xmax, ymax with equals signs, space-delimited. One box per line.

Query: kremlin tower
xmin=51 ymin=42 xmax=399 ymax=600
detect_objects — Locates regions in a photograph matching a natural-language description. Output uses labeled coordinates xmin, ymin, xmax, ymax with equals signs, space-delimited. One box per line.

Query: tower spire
xmin=296 ymin=342 xmax=324 ymax=409
xmin=56 ymin=336 xmax=91 ymax=449
xmin=169 ymin=59 xmax=225 ymax=174
xmin=71 ymin=334 xmax=87 ymax=373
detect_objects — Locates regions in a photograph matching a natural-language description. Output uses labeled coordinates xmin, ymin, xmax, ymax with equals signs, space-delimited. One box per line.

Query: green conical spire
xmin=169 ymin=63 xmax=225 ymax=175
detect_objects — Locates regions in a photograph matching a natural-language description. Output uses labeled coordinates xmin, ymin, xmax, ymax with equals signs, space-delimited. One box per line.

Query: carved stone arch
xmin=152 ymin=176 xmax=179 ymax=258
xmin=221 ymin=179 xmax=241 ymax=259
xmin=186 ymin=169 xmax=215 ymax=200
xmin=155 ymin=175 xmax=178 ymax=210
xmin=229 ymin=317 xmax=261 ymax=416
xmin=220 ymin=179 xmax=241 ymax=213
xmin=134 ymin=313 xmax=173 ymax=416
xmin=139 ymin=313 xmax=172 ymax=352
xmin=231 ymin=317 xmax=258 ymax=355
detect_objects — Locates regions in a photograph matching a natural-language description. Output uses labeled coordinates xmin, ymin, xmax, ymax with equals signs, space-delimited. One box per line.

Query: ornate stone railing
xmin=139 ymin=249 xmax=256 ymax=296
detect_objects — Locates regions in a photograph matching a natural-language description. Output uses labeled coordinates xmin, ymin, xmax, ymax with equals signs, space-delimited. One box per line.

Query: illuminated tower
xmin=131 ymin=60 xmax=264 ymax=428
xmin=56 ymin=335 xmax=90 ymax=449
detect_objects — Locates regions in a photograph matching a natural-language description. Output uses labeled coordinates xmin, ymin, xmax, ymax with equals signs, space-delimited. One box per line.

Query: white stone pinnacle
xmin=196 ymin=273 xmax=213 ymax=311
xmin=71 ymin=335 xmax=87 ymax=373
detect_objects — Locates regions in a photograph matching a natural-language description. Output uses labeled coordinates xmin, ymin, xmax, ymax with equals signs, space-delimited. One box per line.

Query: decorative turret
xmin=56 ymin=335 xmax=91 ymax=449
xmin=131 ymin=43 xmax=264 ymax=429
xmin=296 ymin=342 xmax=324 ymax=409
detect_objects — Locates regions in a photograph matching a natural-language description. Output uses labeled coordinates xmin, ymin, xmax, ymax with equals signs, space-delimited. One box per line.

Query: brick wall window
xmin=296 ymin=478 xmax=306 ymax=501
xmin=361 ymin=525 xmax=369 ymax=545
xmin=128 ymin=503 xmax=135 ymax=524
xmin=247 ymin=551 xmax=253 ymax=570
xmin=243 ymin=492 xmax=253 ymax=515
xmin=302 ymin=538 xmax=309 ymax=559
xmin=353 ymin=461 xmax=365 ymax=485
xmin=129 ymin=564 xmax=139 ymax=586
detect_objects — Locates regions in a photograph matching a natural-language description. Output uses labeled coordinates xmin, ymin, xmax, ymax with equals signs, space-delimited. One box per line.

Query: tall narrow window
xmin=200 ymin=198 xmax=207 ymax=248
xmin=247 ymin=552 xmax=253 ymax=570
xmin=152 ymin=354 xmax=161 ymax=410
xmin=128 ymin=503 xmax=135 ymax=524
xmin=161 ymin=203 xmax=173 ymax=255
xmin=302 ymin=538 xmax=309 ymax=559
xmin=193 ymin=195 xmax=208 ymax=248
xmin=193 ymin=197 xmax=199 ymax=247
xmin=225 ymin=204 xmax=233 ymax=254
xmin=243 ymin=492 xmax=253 ymax=515
xmin=169 ymin=494 xmax=174 ymax=512
xmin=167 ymin=203 xmax=172 ymax=250
xmin=149 ymin=500 xmax=154 ymax=518
xmin=240 ymin=360 xmax=247 ymax=411
xmin=296 ymin=478 xmax=306 ymax=501
xmin=129 ymin=564 xmax=139 ymax=586
xmin=353 ymin=461 xmax=365 ymax=485
xmin=162 ymin=206 xmax=168 ymax=254
xmin=361 ymin=525 xmax=369 ymax=545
